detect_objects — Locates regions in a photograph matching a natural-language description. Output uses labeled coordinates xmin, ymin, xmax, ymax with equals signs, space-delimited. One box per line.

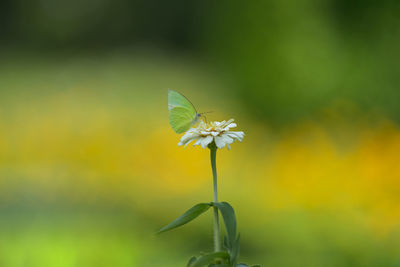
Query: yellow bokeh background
xmin=0 ymin=53 xmax=399 ymax=266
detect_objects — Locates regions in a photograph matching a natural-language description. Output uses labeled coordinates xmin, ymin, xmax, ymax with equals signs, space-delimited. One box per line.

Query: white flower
xmin=178 ymin=119 xmax=245 ymax=149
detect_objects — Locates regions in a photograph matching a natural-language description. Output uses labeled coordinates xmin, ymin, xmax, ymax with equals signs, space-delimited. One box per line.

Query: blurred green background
xmin=1 ymin=0 xmax=400 ymax=266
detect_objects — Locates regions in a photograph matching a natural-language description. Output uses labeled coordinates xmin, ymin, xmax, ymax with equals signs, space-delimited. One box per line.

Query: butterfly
xmin=168 ymin=89 xmax=202 ymax=133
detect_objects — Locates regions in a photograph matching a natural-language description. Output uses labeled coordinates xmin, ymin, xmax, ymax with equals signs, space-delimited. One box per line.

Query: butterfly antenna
xmin=200 ymin=111 xmax=213 ymax=123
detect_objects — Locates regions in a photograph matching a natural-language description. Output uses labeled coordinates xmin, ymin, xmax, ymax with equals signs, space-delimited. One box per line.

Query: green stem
xmin=210 ymin=144 xmax=221 ymax=252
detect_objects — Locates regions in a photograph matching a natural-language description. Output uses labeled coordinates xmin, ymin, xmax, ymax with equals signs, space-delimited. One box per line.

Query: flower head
xmin=178 ymin=119 xmax=244 ymax=149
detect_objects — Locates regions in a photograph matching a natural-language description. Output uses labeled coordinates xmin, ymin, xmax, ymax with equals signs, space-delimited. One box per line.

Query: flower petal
xmin=211 ymin=131 xmax=219 ymax=136
xmin=227 ymin=122 xmax=237 ymax=129
xmin=178 ymin=137 xmax=191 ymax=146
xmin=225 ymin=119 xmax=234 ymax=125
xmin=200 ymin=135 xmax=213 ymax=148
xmin=225 ymin=135 xmax=235 ymax=144
xmin=179 ymin=131 xmax=195 ymax=142
xmin=185 ymin=138 xmax=198 ymax=148
xmin=214 ymin=136 xmax=226 ymax=148
xmin=193 ymin=139 xmax=202 ymax=147
xmin=178 ymin=132 xmax=199 ymax=147
xmin=223 ymin=123 xmax=237 ymax=131
xmin=227 ymin=131 xmax=244 ymax=141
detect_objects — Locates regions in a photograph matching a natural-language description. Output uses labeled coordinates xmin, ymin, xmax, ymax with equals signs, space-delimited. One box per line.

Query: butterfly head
xmin=193 ymin=113 xmax=201 ymax=124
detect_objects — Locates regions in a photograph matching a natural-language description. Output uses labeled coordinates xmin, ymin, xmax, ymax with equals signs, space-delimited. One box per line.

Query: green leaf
xmin=213 ymin=202 xmax=237 ymax=249
xmin=223 ymin=236 xmax=229 ymax=250
xmin=157 ymin=203 xmax=211 ymax=234
xmin=189 ymin=251 xmax=229 ymax=267
xmin=236 ymin=264 xmax=248 ymax=267
xmin=251 ymin=265 xmax=261 ymax=267
xmin=230 ymin=234 xmax=240 ymax=265
xmin=187 ymin=256 xmax=198 ymax=267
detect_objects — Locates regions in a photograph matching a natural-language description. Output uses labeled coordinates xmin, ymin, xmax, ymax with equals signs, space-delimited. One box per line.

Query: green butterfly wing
xmin=168 ymin=90 xmax=198 ymax=133
xmin=169 ymin=107 xmax=199 ymax=133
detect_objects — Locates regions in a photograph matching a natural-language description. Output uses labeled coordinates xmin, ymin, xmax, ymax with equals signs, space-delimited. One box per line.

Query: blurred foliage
xmin=0 ymin=0 xmax=201 ymax=49
xmin=1 ymin=0 xmax=399 ymax=123
xmin=203 ymin=0 xmax=400 ymax=123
